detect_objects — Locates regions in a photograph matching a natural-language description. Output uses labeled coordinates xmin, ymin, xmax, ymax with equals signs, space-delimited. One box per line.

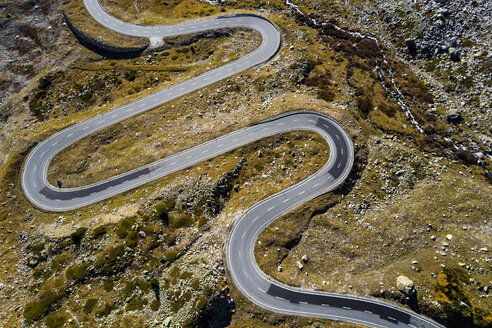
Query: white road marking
xmin=83 ymin=126 xmax=90 ymax=130
xmin=313 ymin=183 xmax=320 ymax=188
xmin=321 ymin=304 xmax=330 ymax=307
xmin=298 ymin=190 xmax=305 ymax=195
xmin=335 ymin=134 xmax=340 ymax=140
xmin=282 ymin=198 xmax=290 ymax=203
xmin=300 ymin=301 xmax=308 ymax=305
xmin=343 ymin=306 xmax=351 ymax=310
xmin=267 ymin=206 xmax=275 ymax=212
xmin=364 ymin=310 xmax=372 ymax=314
xmin=257 ymin=287 xmax=265 ymax=293
xmin=67 ymin=133 xmax=73 ymax=137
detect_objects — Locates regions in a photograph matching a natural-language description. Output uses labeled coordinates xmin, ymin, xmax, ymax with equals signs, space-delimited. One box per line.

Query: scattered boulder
xmin=296 ymin=261 xmax=304 ymax=271
xmin=138 ymin=231 xmax=146 ymax=239
xmin=449 ymin=47 xmax=460 ymax=62
xmin=302 ymin=254 xmax=309 ymax=263
xmin=446 ymin=234 xmax=453 ymax=241
xmin=27 ymin=258 xmax=38 ymax=268
xmin=163 ymin=316 xmax=172 ymax=327
xmin=446 ymin=108 xmax=462 ymax=123
xmin=405 ymin=39 xmax=418 ymax=55
xmin=277 ymin=266 xmax=282 ymax=272
xmin=396 ymin=275 xmax=416 ymax=297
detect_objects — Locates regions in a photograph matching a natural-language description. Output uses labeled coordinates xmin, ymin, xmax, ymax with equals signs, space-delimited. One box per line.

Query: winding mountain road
xmin=21 ymin=2 xmax=444 ymax=327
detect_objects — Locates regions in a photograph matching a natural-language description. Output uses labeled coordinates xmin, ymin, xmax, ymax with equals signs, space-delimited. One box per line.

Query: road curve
xmin=21 ymin=2 xmax=444 ymax=328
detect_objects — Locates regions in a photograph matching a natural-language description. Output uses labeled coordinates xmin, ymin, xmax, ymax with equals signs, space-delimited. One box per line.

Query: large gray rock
xmin=396 ymin=275 xmax=416 ymax=296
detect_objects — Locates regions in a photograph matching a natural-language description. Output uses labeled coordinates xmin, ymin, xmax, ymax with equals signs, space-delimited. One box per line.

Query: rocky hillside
xmin=0 ymin=0 xmax=490 ymax=328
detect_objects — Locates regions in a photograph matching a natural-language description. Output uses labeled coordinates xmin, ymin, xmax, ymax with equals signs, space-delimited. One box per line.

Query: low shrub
xmin=191 ymin=278 xmax=200 ymax=290
xmin=197 ymin=216 xmax=207 ymax=228
xmin=435 ymin=267 xmax=492 ymax=327
xmin=356 ymin=96 xmax=373 ymax=115
xmin=71 ymin=227 xmax=88 ymax=244
xmin=124 ymin=70 xmax=136 ymax=81
xmin=164 ymin=250 xmax=178 ymax=263
xmin=92 ymin=226 xmax=107 ymax=239
xmin=116 ymin=217 xmax=136 ymax=239
xmin=83 ymin=298 xmax=98 ymax=314
xmin=51 ymin=253 xmax=70 ymax=271
xmin=66 ymin=263 xmax=90 ymax=283
xmin=126 ymin=296 xmax=147 ymax=311
xmin=95 ymin=302 xmax=114 ymax=317
xmin=45 ymin=314 xmax=67 ymax=328
xmin=150 ymin=300 xmax=160 ymax=311
xmin=103 ymin=279 xmax=114 ymax=292
xmin=172 ymin=216 xmax=193 ymax=228
xmin=23 ymin=291 xmax=65 ymax=324
xmin=455 ymin=150 xmax=478 ymax=164
xmin=95 ymin=244 xmax=126 ymax=275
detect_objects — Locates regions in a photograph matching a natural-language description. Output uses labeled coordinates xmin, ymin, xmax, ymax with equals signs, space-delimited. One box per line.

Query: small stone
xmin=449 ymin=47 xmax=460 ymax=62
xmin=277 ymin=266 xmax=282 ymax=272
xmin=27 ymin=259 xmax=38 ymax=268
xmin=163 ymin=316 xmax=172 ymax=327
xmin=446 ymin=109 xmax=462 ymax=123
xmin=302 ymin=254 xmax=309 ymax=263
xmin=446 ymin=234 xmax=453 ymax=241
xmin=296 ymin=261 xmax=304 ymax=271
xmin=431 ymin=235 xmax=436 ymax=241
xmin=138 ymin=231 xmax=146 ymax=239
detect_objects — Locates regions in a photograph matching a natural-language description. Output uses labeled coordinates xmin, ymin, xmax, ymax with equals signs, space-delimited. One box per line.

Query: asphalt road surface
xmin=21 ymin=2 xmax=444 ymax=327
